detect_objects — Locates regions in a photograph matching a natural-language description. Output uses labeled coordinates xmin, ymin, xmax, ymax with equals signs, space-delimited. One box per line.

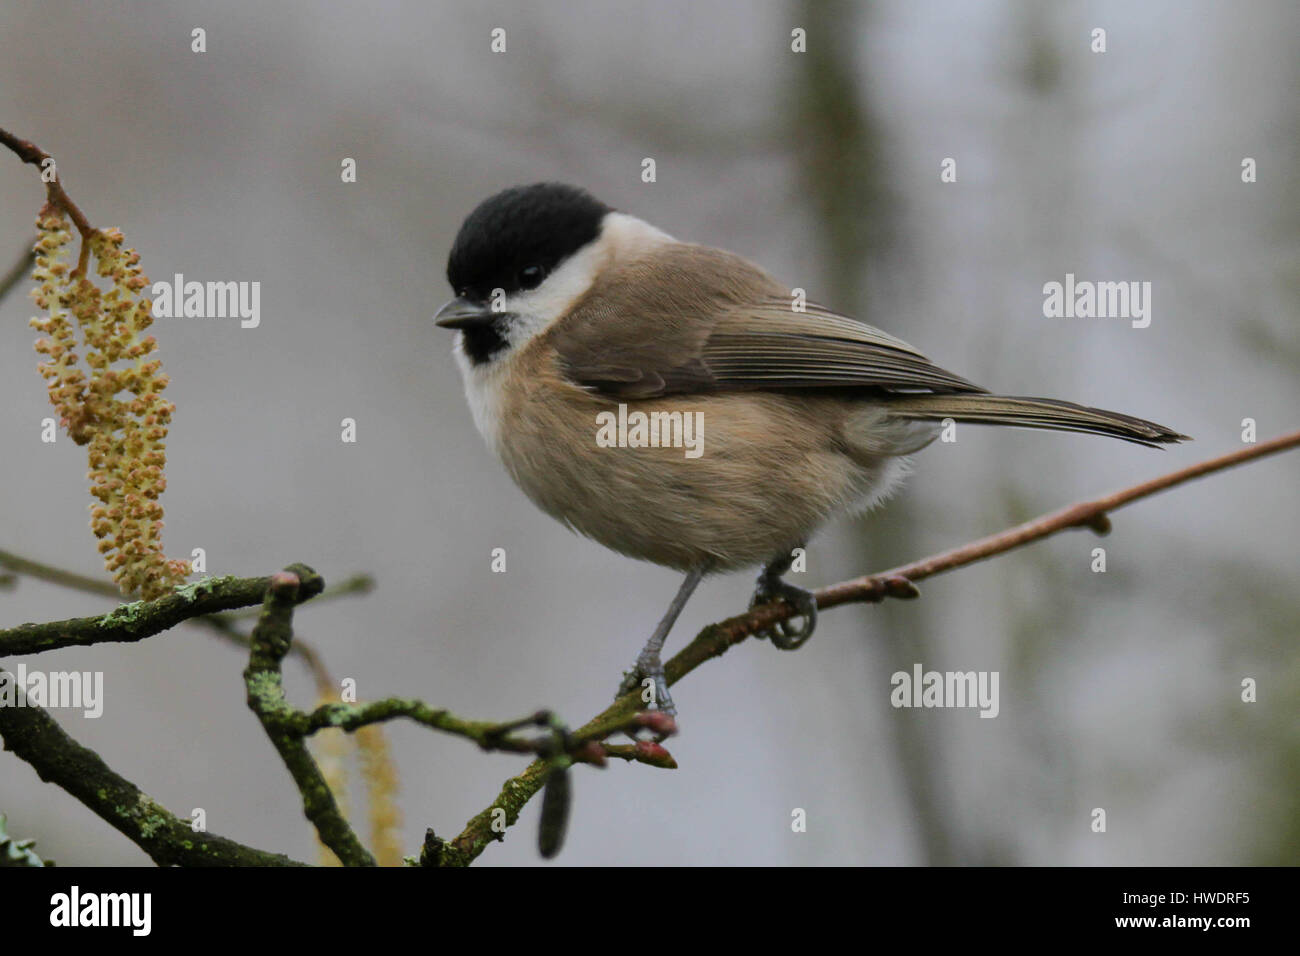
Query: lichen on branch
xmin=29 ymin=208 xmax=189 ymax=599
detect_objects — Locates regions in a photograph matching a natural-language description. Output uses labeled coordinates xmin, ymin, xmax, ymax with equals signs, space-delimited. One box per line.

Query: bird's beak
xmin=434 ymin=297 xmax=495 ymax=330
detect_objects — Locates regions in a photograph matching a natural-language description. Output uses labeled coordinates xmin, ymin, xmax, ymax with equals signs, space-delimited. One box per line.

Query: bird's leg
xmin=616 ymin=564 xmax=708 ymax=719
xmin=750 ymin=547 xmax=817 ymax=650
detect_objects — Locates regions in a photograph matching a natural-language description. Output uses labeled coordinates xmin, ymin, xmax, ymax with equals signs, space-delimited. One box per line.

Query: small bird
xmin=435 ymin=182 xmax=1186 ymax=718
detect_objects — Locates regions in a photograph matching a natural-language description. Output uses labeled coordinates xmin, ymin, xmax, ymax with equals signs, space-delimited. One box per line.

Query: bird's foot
xmin=616 ymin=652 xmax=675 ymax=720
xmin=749 ymin=571 xmax=818 ymax=650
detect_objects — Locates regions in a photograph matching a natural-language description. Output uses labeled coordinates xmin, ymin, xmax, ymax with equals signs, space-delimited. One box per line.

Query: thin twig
xmin=0 ymin=127 xmax=98 ymax=274
xmin=296 ymin=699 xmax=670 ymax=768
xmin=818 ymin=427 xmax=1300 ymax=610
xmin=222 ymin=573 xmax=376 ymax=617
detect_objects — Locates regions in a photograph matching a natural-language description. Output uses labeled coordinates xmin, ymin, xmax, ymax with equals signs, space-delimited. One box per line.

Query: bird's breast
xmin=483 ymin=348 xmax=898 ymax=571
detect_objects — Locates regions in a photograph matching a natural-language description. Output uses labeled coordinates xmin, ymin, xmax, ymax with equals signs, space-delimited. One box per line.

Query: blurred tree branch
xmin=0 ymin=245 xmax=35 ymax=305
xmin=786 ymin=0 xmax=953 ymax=862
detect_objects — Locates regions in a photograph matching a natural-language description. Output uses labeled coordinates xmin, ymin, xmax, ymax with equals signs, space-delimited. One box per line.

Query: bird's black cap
xmin=446 ymin=183 xmax=611 ymax=302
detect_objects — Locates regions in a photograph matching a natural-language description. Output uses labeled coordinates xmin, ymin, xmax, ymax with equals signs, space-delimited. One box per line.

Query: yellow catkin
xmin=30 ymin=212 xmax=190 ymax=599
xmin=356 ymin=724 xmax=403 ymax=866
xmin=308 ymin=698 xmax=404 ymax=867
xmin=310 ymin=717 xmax=352 ymax=868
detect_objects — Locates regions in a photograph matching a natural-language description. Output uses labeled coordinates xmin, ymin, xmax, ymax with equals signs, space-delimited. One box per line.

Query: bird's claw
xmin=615 ymin=659 xmax=676 ymax=720
xmin=750 ymin=573 xmax=818 ymax=650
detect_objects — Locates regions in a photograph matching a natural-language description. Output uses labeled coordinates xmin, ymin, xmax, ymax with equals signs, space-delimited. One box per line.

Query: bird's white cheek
xmin=453 ymin=340 xmax=507 ymax=454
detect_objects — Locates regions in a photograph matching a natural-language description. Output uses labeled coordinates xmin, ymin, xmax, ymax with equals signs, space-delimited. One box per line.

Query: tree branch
xmin=435 ymin=429 xmax=1300 ymax=865
xmin=0 ymin=668 xmax=307 ymax=866
xmin=241 ymin=566 xmax=376 ymax=866
xmin=0 ymin=547 xmax=366 ymax=688
xmin=0 ymin=570 xmax=325 ymax=657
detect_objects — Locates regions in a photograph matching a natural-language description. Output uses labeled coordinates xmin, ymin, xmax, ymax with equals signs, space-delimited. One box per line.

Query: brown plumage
xmin=478 ymin=238 xmax=1185 ymax=572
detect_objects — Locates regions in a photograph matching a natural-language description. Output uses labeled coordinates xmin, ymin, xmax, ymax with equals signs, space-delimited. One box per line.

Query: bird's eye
xmin=517 ymin=265 xmax=545 ymax=290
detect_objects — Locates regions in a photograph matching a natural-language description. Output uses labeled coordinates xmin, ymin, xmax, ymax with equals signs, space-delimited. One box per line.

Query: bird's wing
xmin=549 ymin=244 xmax=985 ymax=400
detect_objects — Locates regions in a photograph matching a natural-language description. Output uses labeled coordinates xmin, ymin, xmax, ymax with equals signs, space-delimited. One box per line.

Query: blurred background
xmin=1 ymin=0 xmax=1296 ymax=865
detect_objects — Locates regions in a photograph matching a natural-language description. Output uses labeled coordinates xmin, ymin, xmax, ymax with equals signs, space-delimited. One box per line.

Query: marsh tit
xmin=435 ymin=182 xmax=1185 ymax=718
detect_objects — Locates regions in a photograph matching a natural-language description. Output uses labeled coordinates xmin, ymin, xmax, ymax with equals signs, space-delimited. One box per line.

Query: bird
xmin=434 ymin=182 xmax=1186 ymax=719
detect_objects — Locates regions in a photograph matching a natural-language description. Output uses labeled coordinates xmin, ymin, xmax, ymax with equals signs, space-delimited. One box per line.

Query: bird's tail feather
xmin=883 ymin=394 xmax=1189 ymax=448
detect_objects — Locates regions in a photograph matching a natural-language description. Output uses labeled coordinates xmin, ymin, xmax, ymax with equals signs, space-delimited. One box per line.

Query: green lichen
xmin=315 ymin=703 xmax=358 ymax=728
xmin=246 ymin=670 xmax=293 ymax=718
xmin=0 ymin=814 xmax=51 ymax=867
xmin=135 ymin=795 xmax=168 ymax=839
xmin=174 ymin=574 xmax=236 ymax=603
xmin=97 ymin=600 xmax=146 ymax=630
